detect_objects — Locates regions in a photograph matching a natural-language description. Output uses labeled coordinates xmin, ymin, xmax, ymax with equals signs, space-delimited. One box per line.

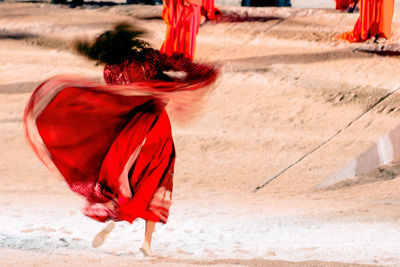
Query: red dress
xmin=338 ymin=0 xmax=394 ymax=42
xmin=24 ymin=49 xmax=218 ymax=224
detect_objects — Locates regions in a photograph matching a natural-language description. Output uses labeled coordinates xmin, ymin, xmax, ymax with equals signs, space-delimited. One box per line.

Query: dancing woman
xmin=23 ymin=23 xmax=218 ymax=256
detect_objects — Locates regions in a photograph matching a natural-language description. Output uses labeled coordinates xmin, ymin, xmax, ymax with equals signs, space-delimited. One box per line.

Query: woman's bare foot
xmin=92 ymin=221 xmax=115 ymax=248
xmin=139 ymin=240 xmax=152 ymax=257
xmin=139 ymin=220 xmax=155 ymax=256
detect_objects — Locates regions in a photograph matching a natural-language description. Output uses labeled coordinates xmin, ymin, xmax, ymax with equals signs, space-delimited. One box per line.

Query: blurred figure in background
xmin=160 ymin=0 xmax=221 ymax=60
xmin=338 ymin=0 xmax=394 ymax=42
xmin=160 ymin=0 xmax=202 ymax=60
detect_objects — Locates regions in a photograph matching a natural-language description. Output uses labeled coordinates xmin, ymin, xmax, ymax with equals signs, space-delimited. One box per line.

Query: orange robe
xmin=202 ymin=0 xmax=222 ymax=21
xmin=335 ymin=0 xmax=354 ymax=10
xmin=339 ymin=0 xmax=394 ymax=42
xmin=160 ymin=0 xmax=202 ymax=60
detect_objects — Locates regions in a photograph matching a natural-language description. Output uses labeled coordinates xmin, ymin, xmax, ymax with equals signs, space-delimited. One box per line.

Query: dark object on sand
xmin=241 ymin=0 xmax=291 ymax=7
xmin=127 ymin=0 xmax=162 ymax=4
xmin=52 ymin=0 xmax=67 ymax=4
xmin=51 ymin=0 xmax=162 ymax=5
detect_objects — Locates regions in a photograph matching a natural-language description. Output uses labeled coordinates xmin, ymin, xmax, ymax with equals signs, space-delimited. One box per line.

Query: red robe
xmin=160 ymin=0 xmax=221 ymax=60
xmin=24 ymin=49 xmax=218 ymax=224
xmin=202 ymin=0 xmax=222 ymax=21
xmin=160 ymin=0 xmax=202 ymax=60
xmin=338 ymin=0 xmax=394 ymax=42
xmin=335 ymin=0 xmax=354 ymax=10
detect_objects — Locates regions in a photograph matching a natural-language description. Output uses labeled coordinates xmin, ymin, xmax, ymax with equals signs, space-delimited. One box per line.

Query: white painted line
xmin=377 ymin=134 xmax=394 ymax=165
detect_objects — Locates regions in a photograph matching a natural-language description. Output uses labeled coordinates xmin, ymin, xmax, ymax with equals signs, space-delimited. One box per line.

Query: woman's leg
xmin=140 ymin=220 xmax=156 ymax=256
xmin=145 ymin=220 xmax=156 ymax=246
xmin=92 ymin=221 xmax=116 ymax=248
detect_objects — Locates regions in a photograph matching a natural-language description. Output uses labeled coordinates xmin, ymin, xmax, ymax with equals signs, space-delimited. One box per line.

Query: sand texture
xmin=1 ymin=2 xmax=400 ymax=266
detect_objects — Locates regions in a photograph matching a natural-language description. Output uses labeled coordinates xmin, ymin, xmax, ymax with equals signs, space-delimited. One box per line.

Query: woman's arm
xmin=149 ymin=49 xmax=218 ymax=83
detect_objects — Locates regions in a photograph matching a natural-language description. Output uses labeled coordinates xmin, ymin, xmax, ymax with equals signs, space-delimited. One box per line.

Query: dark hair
xmin=74 ymin=22 xmax=150 ymax=65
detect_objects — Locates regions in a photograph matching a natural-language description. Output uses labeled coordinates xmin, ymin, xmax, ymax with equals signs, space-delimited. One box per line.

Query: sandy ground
xmin=1 ymin=2 xmax=400 ymax=266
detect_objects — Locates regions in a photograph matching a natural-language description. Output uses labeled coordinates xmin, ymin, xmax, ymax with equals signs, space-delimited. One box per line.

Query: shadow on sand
xmin=0 ymin=31 xmax=38 ymax=40
xmin=354 ymin=48 xmax=400 ymax=57
xmin=224 ymin=48 xmax=375 ymax=72
xmin=214 ymin=12 xmax=282 ymax=23
xmin=17 ymin=0 xmax=121 ymax=7
xmin=139 ymin=11 xmax=282 ymax=23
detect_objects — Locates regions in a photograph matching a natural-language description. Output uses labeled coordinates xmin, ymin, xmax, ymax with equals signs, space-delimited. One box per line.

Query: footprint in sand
xmin=177 ymin=248 xmax=193 ymax=255
xmin=326 ymin=91 xmax=359 ymax=105
xmin=299 ymin=247 xmax=318 ymax=251
xmin=21 ymin=227 xmax=56 ymax=233
xmin=234 ymin=248 xmax=249 ymax=254
xmin=59 ymin=227 xmax=72 ymax=235
xmin=377 ymin=105 xmax=399 ymax=115
xmin=203 ymin=248 xmax=217 ymax=256
xmin=266 ymin=250 xmax=276 ymax=256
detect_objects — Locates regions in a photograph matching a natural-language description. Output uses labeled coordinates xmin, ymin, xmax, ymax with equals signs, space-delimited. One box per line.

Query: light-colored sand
xmin=1 ymin=2 xmax=400 ymax=266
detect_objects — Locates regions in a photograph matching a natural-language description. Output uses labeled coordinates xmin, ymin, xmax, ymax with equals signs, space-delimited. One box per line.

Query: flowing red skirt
xmin=24 ymin=72 xmax=218 ymax=223
xmin=338 ymin=0 xmax=394 ymax=42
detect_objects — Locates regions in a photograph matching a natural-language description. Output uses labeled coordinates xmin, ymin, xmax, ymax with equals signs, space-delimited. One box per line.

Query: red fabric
xmin=24 ymin=50 xmax=218 ymax=224
xmin=338 ymin=0 xmax=394 ymax=42
xmin=160 ymin=0 xmax=201 ymax=60
xmin=335 ymin=0 xmax=354 ymax=10
xmin=201 ymin=0 xmax=222 ymax=21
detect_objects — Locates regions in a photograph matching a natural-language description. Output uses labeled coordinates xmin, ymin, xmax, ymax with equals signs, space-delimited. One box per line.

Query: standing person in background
xmin=160 ymin=0 xmax=221 ymax=60
xmin=160 ymin=0 xmax=202 ymax=60
xmin=338 ymin=0 xmax=394 ymax=42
